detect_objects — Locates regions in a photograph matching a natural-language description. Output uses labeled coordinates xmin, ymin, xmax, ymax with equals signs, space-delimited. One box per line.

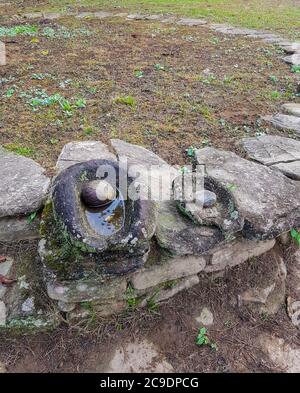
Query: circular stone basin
xmin=84 ymin=192 xmax=125 ymax=236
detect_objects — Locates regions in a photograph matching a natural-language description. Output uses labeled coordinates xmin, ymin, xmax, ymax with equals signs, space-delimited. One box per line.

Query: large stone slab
xmin=56 ymin=141 xmax=116 ymax=172
xmin=155 ymin=201 xmax=223 ymax=255
xmin=279 ymin=42 xmax=300 ymax=54
xmin=272 ymin=161 xmax=300 ymax=181
xmin=282 ymin=103 xmax=300 ymax=118
xmin=241 ymin=135 xmax=300 ymax=165
xmin=0 ymin=148 xmax=50 ymax=218
xmin=283 ymin=53 xmax=300 ymax=66
xmin=195 ymin=147 xmax=300 ymax=239
xmin=263 ymin=114 xmax=300 ymax=134
xmin=0 ymin=216 xmax=40 ymax=242
xmin=177 ymin=18 xmax=207 ymax=26
xmin=110 ymin=139 xmax=178 ymax=200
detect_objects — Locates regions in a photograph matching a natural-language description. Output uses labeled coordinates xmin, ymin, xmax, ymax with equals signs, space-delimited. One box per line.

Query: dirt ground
xmin=0 ymin=9 xmax=299 ymax=176
xmin=1 ymin=4 xmax=300 ymax=374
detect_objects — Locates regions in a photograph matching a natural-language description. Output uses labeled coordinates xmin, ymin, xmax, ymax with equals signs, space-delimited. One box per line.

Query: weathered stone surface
xmin=140 ymin=275 xmax=199 ymax=306
xmin=205 ymin=238 xmax=275 ymax=272
xmin=283 ymin=53 xmax=300 ymax=66
xmin=177 ymin=18 xmax=207 ymax=26
xmin=0 ymin=216 xmax=40 ymax=242
xmin=156 ymin=201 xmax=223 ymax=255
xmin=258 ymin=333 xmax=300 ymax=372
xmin=241 ymin=135 xmax=300 ymax=166
xmin=0 ymin=148 xmax=50 ymax=218
xmin=126 ymin=14 xmax=147 ymax=20
xmin=23 ymin=12 xmax=42 ymax=19
xmin=47 ymin=276 xmax=127 ymax=303
xmin=0 ymin=257 xmax=13 ymax=299
xmin=196 ymin=147 xmax=300 ymax=239
xmin=110 ymin=139 xmax=178 ymax=199
xmin=56 ymin=141 xmax=116 ymax=171
xmin=93 ymin=11 xmax=114 ymax=19
xmin=0 ymin=41 xmax=6 ymax=66
xmin=0 ymin=301 xmax=6 ymax=326
xmin=237 ymin=249 xmax=286 ymax=315
xmin=282 ymin=103 xmax=300 ymax=117
xmin=75 ymin=12 xmax=94 ymax=19
xmin=0 ymin=361 xmax=6 ymax=373
xmin=286 ymin=249 xmax=300 ymax=328
xmin=263 ymin=114 xmax=300 ymax=134
xmin=106 ymin=340 xmax=174 ymax=373
xmin=195 ymin=307 xmax=214 ymax=327
xmin=279 ymin=42 xmax=300 ymax=54
xmin=42 ymin=12 xmax=62 ymax=20
xmin=272 ymin=161 xmax=300 ymax=181
xmin=131 ymin=254 xmax=206 ymax=291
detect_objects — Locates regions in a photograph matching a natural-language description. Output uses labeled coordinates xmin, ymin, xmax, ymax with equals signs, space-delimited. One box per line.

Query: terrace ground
xmin=0 ymin=0 xmax=300 ymax=373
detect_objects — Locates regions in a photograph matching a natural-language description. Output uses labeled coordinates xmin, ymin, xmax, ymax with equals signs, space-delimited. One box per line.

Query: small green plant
xmin=291 ymin=228 xmax=300 ymax=246
xmin=196 ymin=327 xmax=217 ymax=350
xmin=79 ymin=171 xmax=88 ymax=182
xmin=114 ymin=95 xmax=136 ymax=107
xmin=5 ymin=87 xmax=15 ymax=98
xmin=27 ymin=211 xmax=37 ymax=224
xmin=269 ymin=90 xmax=281 ymax=100
xmin=124 ymin=284 xmax=138 ymax=309
xmin=0 ymin=25 xmax=38 ymax=37
xmin=5 ymin=144 xmax=33 ymax=157
xmin=154 ymin=63 xmax=166 ymax=71
xmin=146 ymin=290 xmax=160 ymax=314
xmin=186 ymin=145 xmax=196 ymax=158
xmin=134 ymin=70 xmax=144 ymax=78
xmin=269 ymin=75 xmax=278 ymax=83
xmin=291 ymin=65 xmax=300 ymax=73
xmin=226 ymin=183 xmax=237 ymax=192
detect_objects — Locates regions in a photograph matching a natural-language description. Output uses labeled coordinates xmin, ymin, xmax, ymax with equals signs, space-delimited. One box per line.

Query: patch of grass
xmin=114 ymin=95 xmax=136 ymax=107
xmin=4 ymin=144 xmax=34 ymax=157
xmin=0 ymin=25 xmax=38 ymax=37
xmin=291 ymin=228 xmax=300 ymax=247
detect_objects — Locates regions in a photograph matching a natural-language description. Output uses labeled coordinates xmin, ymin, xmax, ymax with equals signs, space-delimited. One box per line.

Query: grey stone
xmin=279 ymin=42 xmax=300 ymax=54
xmin=286 ymin=249 xmax=300 ymax=328
xmin=272 ymin=161 xmax=300 ymax=181
xmin=23 ymin=12 xmax=42 ymax=19
xmin=93 ymin=11 xmax=114 ymax=19
xmin=0 ymin=257 xmax=13 ymax=299
xmin=106 ymin=340 xmax=174 ymax=373
xmin=76 ymin=12 xmax=95 ymax=19
xmin=144 ymin=15 xmax=164 ymax=21
xmin=47 ymin=276 xmax=127 ymax=303
xmin=0 ymin=301 xmax=6 ymax=326
xmin=282 ymin=103 xmax=300 ymax=117
xmin=177 ymin=18 xmax=207 ymax=26
xmin=110 ymin=139 xmax=178 ymax=199
xmin=283 ymin=53 xmax=300 ymax=66
xmin=56 ymin=141 xmax=116 ymax=172
xmin=237 ymin=249 xmax=286 ymax=315
xmin=0 ymin=41 xmax=6 ymax=66
xmin=205 ymin=238 xmax=276 ymax=272
xmin=126 ymin=14 xmax=147 ymax=20
xmin=155 ymin=275 xmax=199 ymax=303
xmin=258 ymin=333 xmax=300 ymax=372
xmin=57 ymin=301 xmax=76 ymax=312
xmin=195 ymin=147 xmax=300 ymax=239
xmin=0 ymin=216 xmax=40 ymax=242
xmin=42 ymin=12 xmax=62 ymax=20
xmin=155 ymin=201 xmax=223 ymax=255
xmin=195 ymin=307 xmax=214 ymax=327
xmin=263 ymin=114 xmax=300 ymax=134
xmin=131 ymin=256 xmax=205 ymax=291
xmin=21 ymin=297 xmax=35 ymax=313
xmin=241 ymin=135 xmax=300 ymax=165
xmin=0 ymin=362 xmax=6 ymax=373
xmin=0 ymin=148 xmax=50 ymax=218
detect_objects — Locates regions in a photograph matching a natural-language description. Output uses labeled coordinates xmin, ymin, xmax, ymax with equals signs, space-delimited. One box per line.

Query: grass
xmin=21 ymin=0 xmax=300 ymax=37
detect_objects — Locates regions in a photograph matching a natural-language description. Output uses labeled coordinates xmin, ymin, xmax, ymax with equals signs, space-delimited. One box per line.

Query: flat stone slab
xmin=0 ymin=41 xmax=6 ymax=66
xmin=0 ymin=216 xmax=40 ymax=242
xmin=93 ymin=11 xmax=114 ymax=19
xmin=279 ymin=42 xmax=300 ymax=54
xmin=177 ymin=18 xmax=207 ymax=26
xmin=272 ymin=161 xmax=300 ymax=181
xmin=156 ymin=201 xmax=223 ymax=255
xmin=195 ymin=147 xmax=300 ymax=239
xmin=283 ymin=53 xmax=300 ymax=66
xmin=106 ymin=340 xmax=174 ymax=373
xmin=241 ymin=135 xmax=300 ymax=165
xmin=282 ymin=103 xmax=300 ymax=118
xmin=56 ymin=141 xmax=116 ymax=171
xmin=42 ymin=12 xmax=62 ymax=20
xmin=0 ymin=257 xmax=13 ymax=299
xmin=263 ymin=114 xmax=300 ymax=134
xmin=0 ymin=147 xmax=50 ymax=218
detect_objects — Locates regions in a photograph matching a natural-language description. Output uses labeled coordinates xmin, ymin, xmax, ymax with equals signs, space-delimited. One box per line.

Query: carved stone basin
xmin=44 ymin=159 xmax=156 ymax=276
